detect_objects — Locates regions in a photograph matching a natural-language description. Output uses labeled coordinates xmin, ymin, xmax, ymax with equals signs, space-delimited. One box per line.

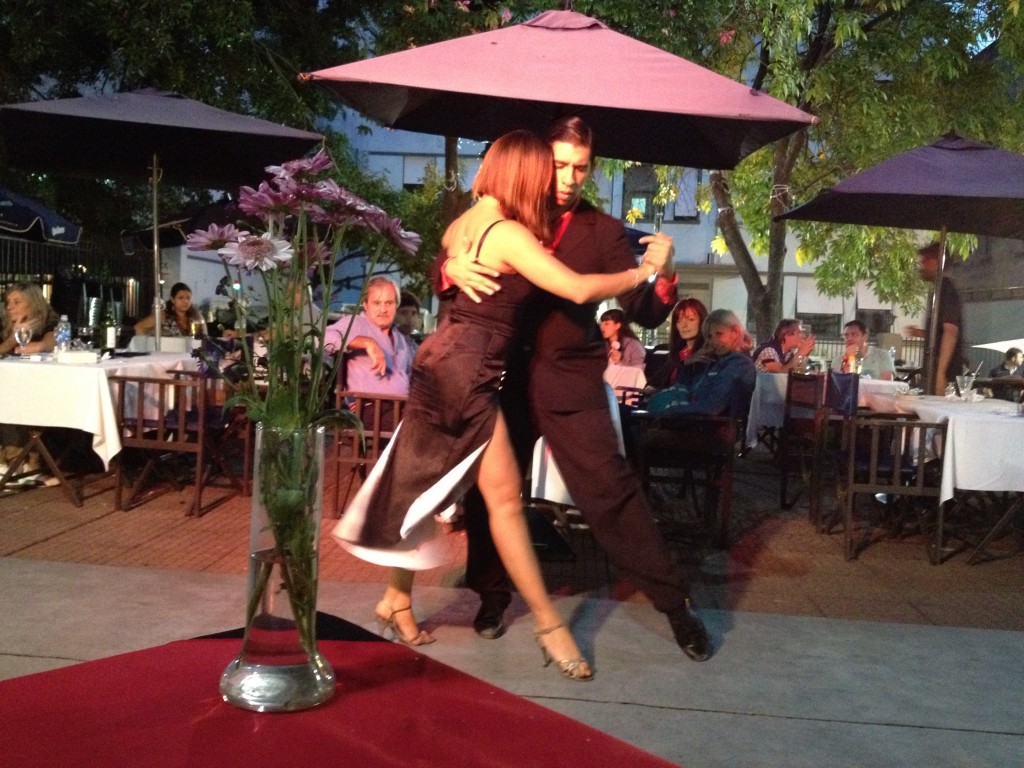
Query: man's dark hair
xmin=843 ymin=319 xmax=867 ymax=334
xmin=399 ymin=291 xmax=420 ymax=310
xmin=1005 ymin=347 xmax=1022 ymax=361
xmin=545 ymin=115 xmax=593 ymax=151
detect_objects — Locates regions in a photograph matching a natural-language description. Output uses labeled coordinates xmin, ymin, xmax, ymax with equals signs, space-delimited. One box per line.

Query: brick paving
xmin=2 ymin=448 xmax=1022 ymax=631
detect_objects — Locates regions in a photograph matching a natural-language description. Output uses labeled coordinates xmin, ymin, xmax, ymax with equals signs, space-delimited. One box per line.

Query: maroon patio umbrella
xmin=0 ymin=88 xmax=322 ymax=346
xmin=776 ymin=132 xmax=1024 ymax=390
xmin=301 ymin=10 xmax=816 ymax=170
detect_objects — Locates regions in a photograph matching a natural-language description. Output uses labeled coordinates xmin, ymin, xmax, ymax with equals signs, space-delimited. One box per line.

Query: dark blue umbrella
xmin=0 ymin=186 xmax=82 ymax=244
xmin=776 ymin=132 xmax=1024 ymax=392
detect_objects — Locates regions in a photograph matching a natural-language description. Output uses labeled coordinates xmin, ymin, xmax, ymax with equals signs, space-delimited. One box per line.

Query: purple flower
xmin=385 ymin=218 xmax=423 ymax=257
xmin=185 ymin=223 xmax=249 ymax=252
xmin=265 ymin=149 xmax=334 ymax=182
xmin=238 ymin=181 xmax=300 ymax=223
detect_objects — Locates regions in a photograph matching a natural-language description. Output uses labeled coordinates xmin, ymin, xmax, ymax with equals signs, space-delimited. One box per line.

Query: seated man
xmin=830 ymin=320 xmax=895 ymax=379
xmin=646 ymin=309 xmax=756 ymax=419
xmin=323 ymin=276 xmax=413 ymax=396
xmin=987 ymin=347 xmax=1022 ymax=402
xmin=395 ymin=291 xmax=424 ymax=355
xmin=752 ymin=318 xmax=815 ymax=373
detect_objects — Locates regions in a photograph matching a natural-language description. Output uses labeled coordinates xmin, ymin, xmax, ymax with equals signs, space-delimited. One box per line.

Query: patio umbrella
xmin=0 ymin=88 xmax=322 ymax=346
xmin=776 ymin=132 xmax=1024 ymax=391
xmin=300 ymin=9 xmax=816 ymax=170
xmin=0 ymin=186 xmax=82 ymax=244
xmin=776 ymin=133 xmax=1024 ymax=239
xmin=973 ymin=339 xmax=1024 ymax=354
xmin=120 ymin=200 xmax=249 ymax=256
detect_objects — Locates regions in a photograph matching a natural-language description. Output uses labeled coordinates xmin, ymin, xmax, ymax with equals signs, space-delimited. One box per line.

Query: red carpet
xmin=0 ymin=638 xmax=681 ymax=767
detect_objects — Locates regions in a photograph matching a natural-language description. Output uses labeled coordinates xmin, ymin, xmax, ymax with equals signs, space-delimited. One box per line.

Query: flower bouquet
xmin=186 ymin=150 xmax=420 ymax=711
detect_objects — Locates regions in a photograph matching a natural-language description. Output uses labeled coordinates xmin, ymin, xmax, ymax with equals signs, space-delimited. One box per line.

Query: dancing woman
xmin=333 ymin=130 xmax=667 ymax=681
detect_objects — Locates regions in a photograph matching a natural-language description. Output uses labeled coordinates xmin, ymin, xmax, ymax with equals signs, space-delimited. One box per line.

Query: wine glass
xmin=13 ymin=324 xmax=32 ymax=352
xmin=77 ymin=324 xmax=94 ymax=349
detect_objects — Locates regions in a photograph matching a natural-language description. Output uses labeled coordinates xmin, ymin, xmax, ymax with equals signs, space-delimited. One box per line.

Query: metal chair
xmin=634 ymin=411 xmax=742 ymax=550
xmin=330 ymin=389 xmax=406 ymax=517
xmin=838 ymin=413 xmax=948 ymax=563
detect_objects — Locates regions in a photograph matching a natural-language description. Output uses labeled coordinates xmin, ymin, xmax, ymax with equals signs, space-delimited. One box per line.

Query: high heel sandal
xmin=534 ymin=624 xmax=593 ymax=682
xmin=374 ymin=601 xmax=436 ymax=647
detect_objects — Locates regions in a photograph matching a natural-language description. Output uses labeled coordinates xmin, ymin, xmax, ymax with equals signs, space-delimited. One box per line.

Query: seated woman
xmin=600 ymin=308 xmax=645 ymax=368
xmin=133 ymin=282 xmax=207 ymax=337
xmin=647 ymin=309 xmax=756 ymax=419
xmin=0 ymin=282 xmax=57 ymax=355
xmin=647 ymin=298 xmax=709 ymax=389
xmin=0 ymin=282 xmax=60 ymax=483
xmin=752 ymin=318 xmax=815 ymax=374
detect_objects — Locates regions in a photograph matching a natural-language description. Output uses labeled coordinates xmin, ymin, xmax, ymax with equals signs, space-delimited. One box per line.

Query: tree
xmin=704 ymin=0 xmax=1024 ymax=337
xmin=544 ymin=1 xmax=1023 ymax=337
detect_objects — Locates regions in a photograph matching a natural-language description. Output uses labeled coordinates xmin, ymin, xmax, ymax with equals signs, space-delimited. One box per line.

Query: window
xmin=620 ymin=165 xmax=701 ymax=223
xmin=621 ymin=165 xmax=656 ymax=222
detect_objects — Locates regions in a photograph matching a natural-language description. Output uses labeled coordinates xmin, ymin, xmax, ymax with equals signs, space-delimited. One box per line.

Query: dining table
xmin=859 ymin=392 xmax=1024 ymax=504
xmin=860 ymin=391 xmax=1024 ymax=562
xmin=0 ymin=351 xmax=197 ymax=503
xmin=745 ymin=372 xmax=909 ymax=449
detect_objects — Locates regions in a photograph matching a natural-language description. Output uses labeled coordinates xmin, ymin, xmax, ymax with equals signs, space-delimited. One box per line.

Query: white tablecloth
xmin=0 ymin=352 xmax=197 ymax=469
xmin=859 ymin=393 xmax=1024 ymax=503
xmin=745 ymin=372 xmax=907 ymax=448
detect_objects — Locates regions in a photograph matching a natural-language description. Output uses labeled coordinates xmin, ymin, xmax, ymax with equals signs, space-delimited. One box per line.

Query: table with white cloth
xmin=0 ymin=352 xmax=197 ymax=470
xmin=861 ymin=392 xmax=1024 ymax=562
xmin=859 ymin=393 xmax=1024 ymax=505
xmin=744 ymin=372 xmax=908 ymax=449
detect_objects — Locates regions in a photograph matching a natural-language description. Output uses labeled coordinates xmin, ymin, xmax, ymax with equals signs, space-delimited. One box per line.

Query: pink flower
xmin=454 ymin=0 xmax=469 ymax=12
xmin=500 ymin=7 xmax=512 ymax=24
xmin=219 ymin=233 xmax=294 ymax=272
xmin=185 ymin=223 xmax=248 ymax=252
xmin=719 ymin=29 xmax=736 ymax=45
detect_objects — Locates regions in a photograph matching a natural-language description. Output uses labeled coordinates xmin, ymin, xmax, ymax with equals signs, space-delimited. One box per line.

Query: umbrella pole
xmin=151 ymin=153 xmax=162 ymax=352
xmin=923 ymin=227 xmax=948 ymax=394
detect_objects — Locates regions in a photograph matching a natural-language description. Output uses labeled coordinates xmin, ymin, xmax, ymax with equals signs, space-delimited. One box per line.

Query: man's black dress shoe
xmin=667 ymin=601 xmax=711 ymax=662
xmin=473 ymin=596 xmax=510 ymax=640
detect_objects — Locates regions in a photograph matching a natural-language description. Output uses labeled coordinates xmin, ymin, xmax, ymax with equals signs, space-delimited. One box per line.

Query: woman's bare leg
xmin=376 ymin=567 xmax=434 ymax=645
xmin=476 ymin=411 xmax=590 ymax=674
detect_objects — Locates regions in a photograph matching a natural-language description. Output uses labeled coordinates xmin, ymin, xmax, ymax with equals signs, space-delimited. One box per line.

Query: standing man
xmin=324 ymin=276 xmax=413 ymax=395
xmin=443 ymin=117 xmax=710 ymax=662
xmin=907 ymin=242 xmax=965 ymax=395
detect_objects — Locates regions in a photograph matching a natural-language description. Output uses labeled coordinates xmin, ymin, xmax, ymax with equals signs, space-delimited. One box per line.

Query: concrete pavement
xmin=1 ymin=450 xmax=1022 ymax=767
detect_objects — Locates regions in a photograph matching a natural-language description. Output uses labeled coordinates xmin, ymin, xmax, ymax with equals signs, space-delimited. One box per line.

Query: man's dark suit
xmin=458 ymin=200 xmax=692 ymax=614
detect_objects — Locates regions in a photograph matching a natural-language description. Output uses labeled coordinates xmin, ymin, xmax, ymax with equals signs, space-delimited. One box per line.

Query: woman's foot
xmin=535 ymin=624 xmax=593 ymax=681
xmin=375 ymin=600 xmax=435 ymax=646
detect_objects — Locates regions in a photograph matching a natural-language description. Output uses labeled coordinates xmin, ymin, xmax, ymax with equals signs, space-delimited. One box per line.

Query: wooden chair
xmin=634 ymin=412 xmax=741 ymax=550
xmin=330 ymin=389 xmax=406 ymax=517
xmin=838 ymin=413 xmax=948 ymax=563
xmin=109 ymin=371 xmax=247 ymax=516
xmin=778 ymin=371 xmax=860 ymax=531
xmin=778 ymin=372 xmax=829 ymax=520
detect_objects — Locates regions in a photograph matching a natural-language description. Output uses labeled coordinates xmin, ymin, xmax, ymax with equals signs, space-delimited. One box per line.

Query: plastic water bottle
xmin=55 ymin=315 xmax=72 ymax=352
xmin=889 ymin=346 xmax=897 ymax=365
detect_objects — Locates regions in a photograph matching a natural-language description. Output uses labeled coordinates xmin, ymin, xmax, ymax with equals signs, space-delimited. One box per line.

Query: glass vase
xmin=220 ymin=423 xmax=335 ymax=712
